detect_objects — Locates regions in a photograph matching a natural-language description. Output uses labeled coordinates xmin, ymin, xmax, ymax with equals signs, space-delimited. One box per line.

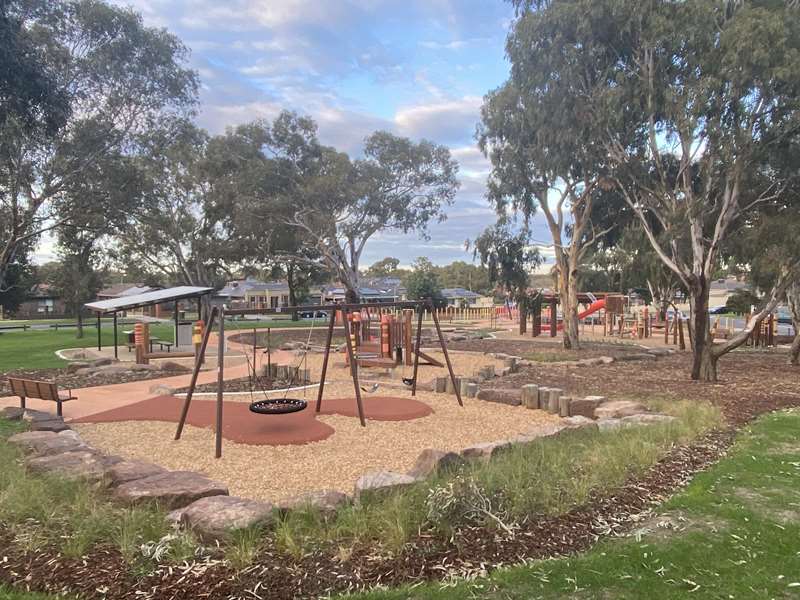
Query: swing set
xmin=174 ymin=298 xmax=462 ymax=458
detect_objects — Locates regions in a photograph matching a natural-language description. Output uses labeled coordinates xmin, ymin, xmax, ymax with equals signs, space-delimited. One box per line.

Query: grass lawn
xmin=344 ymin=408 xmax=800 ymax=599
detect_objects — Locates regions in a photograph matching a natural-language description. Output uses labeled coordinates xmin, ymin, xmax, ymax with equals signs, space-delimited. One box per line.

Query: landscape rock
xmin=22 ymin=409 xmax=57 ymax=423
xmin=66 ymin=361 xmax=91 ymax=373
xmin=407 ymin=449 xmax=466 ymax=479
xmin=598 ymin=356 xmax=615 ymax=365
xmin=461 ymin=440 xmax=512 ymax=460
xmin=594 ymin=400 xmax=649 ymax=419
xmin=510 ymin=422 xmax=569 ymax=444
xmin=568 ymin=396 xmax=606 ymax=419
xmin=90 ymin=357 xmax=115 ymax=367
xmin=30 ymin=418 xmax=70 ymax=432
xmin=159 ymin=361 xmax=191 ymax=373
xmin=476 ymin=388 xmax=522 ymax=406
xmin=149 ymin=383 xmax=177 ymax=396
xmin=620 ymin=413 xmax=677 ymax=426
xmin=596 ymin=418 xmax=624 ymax=432
xmin=0 ymin=406 xmax=24 ymax=421
xmin=114 ymin=471 xmax=229 ymax=509
xmin=614 ymin=352 xmax=657 ymax=362
xmin=7 ymin=430 xmax=87 ymax=456
xmin=176 ymin=495 xmax=274 ymax=541
xmin=354 ymin=471 xmax=416 ymax=500
xmin=562 ymin=415 xmax=598 ymax=430
xmin=277 ymin=489 xmax=350 ymax=514
xmin=26 ymin=451 xmax=121 ymax=482
xmin=130 ymin=363 xmax=159 ymax=371
xmin=91 ymin=365 xmax=130 ymax=375
xmin=105 ymin=460 xmax=167 ymax=487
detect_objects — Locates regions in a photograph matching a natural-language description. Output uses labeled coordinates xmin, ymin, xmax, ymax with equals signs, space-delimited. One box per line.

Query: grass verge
xmin=273 ymin=398 xmax=721 ymax=556
xmin=343 ymin=408 xmax=800 ymax=599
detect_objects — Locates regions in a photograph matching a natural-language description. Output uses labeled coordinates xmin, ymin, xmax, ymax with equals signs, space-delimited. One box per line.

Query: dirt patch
xmin=628 ymin=510 xmax=728 ymax=541
xmin=732 ymin=487 xmax=800 ymax=523
xmin=0 ymin=367 xmax=173 ymax=395
xmin=228 ymin=329 xmax=346 ymax=349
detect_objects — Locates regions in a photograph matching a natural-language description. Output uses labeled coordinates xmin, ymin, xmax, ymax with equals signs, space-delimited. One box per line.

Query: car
xmin=298 ymin=310 xmax=329 ymax=319
xmin=708 ymin=306 xmax=728 ymax=315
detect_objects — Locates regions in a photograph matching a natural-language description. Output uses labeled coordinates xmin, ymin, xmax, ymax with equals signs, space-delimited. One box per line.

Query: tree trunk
xmin=788 ymin=282 xmax=800 ymax=366
xmin=559 ymin=260 xmax=580 ymax=350
xmin=287 ymin=264 xmax=299 ymax=321
xmin=689 ymin=280 xmax=716 ymax=381
xmin=75 ymin=310 xmax=84 ymax=340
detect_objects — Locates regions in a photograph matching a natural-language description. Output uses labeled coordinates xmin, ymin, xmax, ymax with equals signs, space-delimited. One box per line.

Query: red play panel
xmin=73 ymin=395 xmax=433 ymax=446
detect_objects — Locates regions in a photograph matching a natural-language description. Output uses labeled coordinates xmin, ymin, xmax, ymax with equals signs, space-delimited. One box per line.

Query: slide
xmin=556 ymin=298 xmax=606 ymax=331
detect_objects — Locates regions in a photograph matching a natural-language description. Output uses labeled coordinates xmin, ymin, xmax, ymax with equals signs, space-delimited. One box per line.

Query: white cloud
xmin=394 ymin=96 xmax=482 ymax=144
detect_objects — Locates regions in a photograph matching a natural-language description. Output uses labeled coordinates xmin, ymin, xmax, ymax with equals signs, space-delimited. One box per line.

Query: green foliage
xmin=472 ymin=223 xmax=541 ymax=302
xmin=405 ymin=258 xmax=445 ymax=307
xmin=725 ymin=289 xmax=762 ymax=315
xmin=364 ymin=257 xmax=403 ymax=278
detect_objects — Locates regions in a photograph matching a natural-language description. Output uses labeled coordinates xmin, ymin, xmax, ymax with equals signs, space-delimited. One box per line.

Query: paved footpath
xmin=0 ymin=332 xmax=296 ymax=421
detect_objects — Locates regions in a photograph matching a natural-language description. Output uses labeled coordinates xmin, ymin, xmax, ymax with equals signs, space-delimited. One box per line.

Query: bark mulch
xmin=2 ymin=350 xmax=798 ymax=599
xmin=446 ymin=337 xmax=645 ymax=360
xmin=0 ymin=367 xmax=175 ymax=396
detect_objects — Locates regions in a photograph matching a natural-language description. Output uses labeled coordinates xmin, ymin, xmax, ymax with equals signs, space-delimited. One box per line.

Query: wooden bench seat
xmin=7 ymin=377 xmax=77 ymax=417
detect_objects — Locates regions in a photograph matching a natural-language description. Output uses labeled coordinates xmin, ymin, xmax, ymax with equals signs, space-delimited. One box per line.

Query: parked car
xmin=298 ymin=310 xmax=329 ymax=319
xmin=708 ymin=306 xmax=728 ymax=315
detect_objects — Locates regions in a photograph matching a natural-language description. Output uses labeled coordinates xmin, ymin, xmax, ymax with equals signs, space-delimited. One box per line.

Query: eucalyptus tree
xmin=478 ymin=4 xmax=615 ymax=349
xmin=505 ymin=0 xmax=800 ymax=379
xmin=0 ymin=0 xmax=197 ymax=295
xmin=286 ymin=130 xmax=460 ymax=303
xmin=593 ymin=0 xmax=800 ymax=380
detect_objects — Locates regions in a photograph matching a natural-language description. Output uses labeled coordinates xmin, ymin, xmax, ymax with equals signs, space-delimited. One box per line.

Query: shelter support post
xmin=96 ymin=314 xmax=101 ymax=351
xmin=113 ymin=312 xmax=118 ymax=359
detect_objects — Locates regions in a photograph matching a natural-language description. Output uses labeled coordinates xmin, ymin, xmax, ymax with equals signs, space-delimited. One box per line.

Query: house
xmin=96 ymin=282 xmax=164 ymax=317
xmin=321 ymin=283 xmax=402 ymax=304
xmin=709 ymin=276 xmax=749 ymax=309
xmin=440 ymin=287 xmax=492 ymax=308
xmin=15 ymin=284 xmax=67 ymax=318
xmin=215 ymin=278 xmax=322 ymax=309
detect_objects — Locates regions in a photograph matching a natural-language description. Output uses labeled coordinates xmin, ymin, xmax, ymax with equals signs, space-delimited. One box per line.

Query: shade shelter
xmin=84 ymin=286 xmax=214 ymax=358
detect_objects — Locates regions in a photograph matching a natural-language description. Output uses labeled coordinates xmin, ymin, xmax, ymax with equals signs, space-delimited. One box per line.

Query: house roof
xmin=441 ymin=287 xmax=482 ymax=299
xmin=28 ymin=283 xmax=58 ymax=298
xmin=97 ymin=283 xmax=158 ymax=298
xmin=85 ymin=286 xmax=214 ymax=314
xmin=216 ymin=279 xmax=292 ymax=298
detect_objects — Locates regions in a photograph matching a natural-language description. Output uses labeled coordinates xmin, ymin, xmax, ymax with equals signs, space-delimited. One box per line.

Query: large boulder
xmin=90 ymin=357 xmax=115 ymax=367
xmin=561 ymin=415 xmax=598 ymax=430
xmin=159 ymin=361 xmax=191 ymax=373
xmin=510 ymin=422 xmax=568 ymax=444
xmin=569 ymin=396 xmax=607 ymax=419
xmin=277 ymin=489 xmax=350 ymax=515
xmin=66 ymin=361 xmax=91 ymax=373
xmin=461 ymin=440 xmax=512 ymax=460
xmin=175 ymin=495 xmax=274 ymax=541
xmin=114 ymin=471 xmax=229 ymax=509
xmin=475 ymin=388 xmax=522 ymax=406
xmin=105 ymin=460 xmax=167 ymax=487
xmin=7 ymin=430 xmax=87 ymax=456
xmin=148 ymin=383 xmax=176 ymax=396
xmin=0 ymin=406 xmax=24 ymax=421
xmin=354 ymin=471 xmax=415 ymax=501
xmin=22 ymin=409 xmax=57 ymax=423
xmin=130 ymin=363 xmax=159 ymax=372
xmin=407 ymin=449 xmax=466 ymax=480
xmin=26 ymin=451 xmax=121 ymax=482
xmin=30 ymin=418 xmax=70 ymax=433
xmin=594 ymin=400 xmax=649 ymax=419
xmin=620 ymin=413 xmax=677 ymax=426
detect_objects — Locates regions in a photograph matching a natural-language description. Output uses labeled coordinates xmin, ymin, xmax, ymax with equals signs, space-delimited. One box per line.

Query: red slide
xmin=556 ymin=298 xmax=606 ymax=330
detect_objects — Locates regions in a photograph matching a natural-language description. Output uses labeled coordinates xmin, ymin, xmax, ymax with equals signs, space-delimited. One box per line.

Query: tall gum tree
xmin=478 ymin=3 xmax=615 ymax=349
xmin=591 ymin=0 xmax=800 ymax=380
xmin=0 ymin=0 xmax=197 ymax=294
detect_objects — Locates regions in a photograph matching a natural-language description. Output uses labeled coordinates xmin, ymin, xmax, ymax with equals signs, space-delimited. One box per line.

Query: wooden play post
xmin=315 ymin=309 xmax=337 ymax=413
xmin=175 ymin=306 xmax=218 ymax=442
xmin=403 ymin=309 xmax=413 ymax=366
xmin=341 ymin=307 xmax=366 ymax=427
xmin=532 ymin=302 xmax=542 ymax=337
xmin=380 ymin=314 xmax=391 ymax=358
xmin=134 ymin=322 xmax=150 ymax=365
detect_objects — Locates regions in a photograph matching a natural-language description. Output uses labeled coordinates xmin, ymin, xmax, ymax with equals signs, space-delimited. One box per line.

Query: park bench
xmin=7 ymin=377 xmax=77 ymax=417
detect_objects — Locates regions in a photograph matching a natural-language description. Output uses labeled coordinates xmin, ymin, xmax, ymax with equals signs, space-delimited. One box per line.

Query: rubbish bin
xmin=175 ymin=321 xmax=193 ymax=347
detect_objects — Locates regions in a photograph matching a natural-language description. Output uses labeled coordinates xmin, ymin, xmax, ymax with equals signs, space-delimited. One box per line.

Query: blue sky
xmin=84 ymin=1 xmax=552 ymax=270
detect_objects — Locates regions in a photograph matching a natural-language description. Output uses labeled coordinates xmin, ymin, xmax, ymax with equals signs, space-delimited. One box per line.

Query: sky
xmin=38 ymin=0 xmax=555 ymax=269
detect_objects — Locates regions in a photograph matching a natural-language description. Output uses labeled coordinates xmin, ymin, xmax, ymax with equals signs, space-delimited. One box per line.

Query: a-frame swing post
xmin=175 ymin=305 xmax=218 ymax=440
xmin=410 ymin=301 xmax=424 ymax=396
xmin=214 ymin=306 xmax=225 ymax=458
xmin=430 ymin=299 xmax=463 ymax=406
xmin=341 ymin=307 xmax=366 ymax=426
xmin=315 ymin=308 xmax=337 ymax=413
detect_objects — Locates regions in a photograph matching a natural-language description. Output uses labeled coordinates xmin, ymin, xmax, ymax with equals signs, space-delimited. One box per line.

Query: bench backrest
xmin=7 ymin=377 xmax=59 ymax=401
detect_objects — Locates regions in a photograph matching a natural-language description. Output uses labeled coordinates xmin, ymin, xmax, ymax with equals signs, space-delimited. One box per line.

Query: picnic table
xmin=123 ymin=331 xmax=172 ymax=352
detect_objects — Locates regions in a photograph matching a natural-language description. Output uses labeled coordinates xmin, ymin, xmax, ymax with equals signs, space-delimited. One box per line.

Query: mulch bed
xmin=174 ymin=375 xmax=283 ymax=394
xmin=0 ymin=367 xmax=174 ymax=396
xmin=446 ymin=337 xmax=645 ymax=360
xmin=2 ymin=350 xmax=799 ymax=599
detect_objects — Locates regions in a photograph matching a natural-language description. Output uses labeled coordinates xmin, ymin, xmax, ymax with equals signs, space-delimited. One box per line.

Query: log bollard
xmin=522 ymin=384 xmax=539 ymax=409
xmin=548 ymin=388 xmax=563 ymax=414
xmin=559 ymin=395 xmax=571 ymax=417
xmin=466 ymin=382 xmax=479 ymax=398
xmin=435 ymin=376 xmax=448 ymax=393
xmin=459 ymin=378 xmax=471 ymax=398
